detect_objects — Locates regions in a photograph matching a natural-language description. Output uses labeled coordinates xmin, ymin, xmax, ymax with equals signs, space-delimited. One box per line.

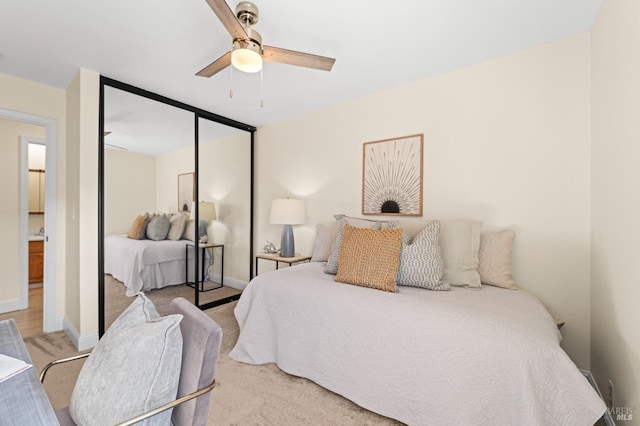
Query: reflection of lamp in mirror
xmin=190 ymin=201 xmax=217 ymax=242
xmin=269 ymin=198 xmax=306 ymax=258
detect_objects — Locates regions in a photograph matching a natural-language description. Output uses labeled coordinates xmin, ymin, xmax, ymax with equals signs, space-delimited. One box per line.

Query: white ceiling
xmin=1 ymin=0 xmax=602 ymax=153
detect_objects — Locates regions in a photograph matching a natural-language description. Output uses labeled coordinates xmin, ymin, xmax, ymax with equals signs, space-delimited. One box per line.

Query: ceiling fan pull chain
xmin=260 ymin=66 xmax=264 ymax=108
xmin=229 ymin=63 xmax=234 ymax=99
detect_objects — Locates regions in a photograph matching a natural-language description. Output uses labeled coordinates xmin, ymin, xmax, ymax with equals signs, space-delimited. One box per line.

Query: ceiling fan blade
xmin=204 ymin=0 xmax=248 ymax=40
xmin=263 ymin=45 xmax=335 ymax=71
xmin=196 ymin=51 xmax=232 ymax=77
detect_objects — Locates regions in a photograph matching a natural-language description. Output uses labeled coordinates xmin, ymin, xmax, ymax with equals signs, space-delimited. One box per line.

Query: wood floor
xmin=0 ymin=280 xmax=242 ymax=340
xmin=0 ymin=288 xmax=43 ymax=338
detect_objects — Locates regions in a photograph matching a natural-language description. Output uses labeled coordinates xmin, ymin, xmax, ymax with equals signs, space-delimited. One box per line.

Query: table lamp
xmin=190 ymin=201 xmax=217 ymax=241
xmin=270 ymin=198 xmax=306 ymax=258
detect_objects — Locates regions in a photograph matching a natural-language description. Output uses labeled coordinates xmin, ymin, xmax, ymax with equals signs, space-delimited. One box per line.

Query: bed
xmin=104 ymin=234 xmax=208 ymax=296
xmin=229 ymin=262 xmax=606 ymax=425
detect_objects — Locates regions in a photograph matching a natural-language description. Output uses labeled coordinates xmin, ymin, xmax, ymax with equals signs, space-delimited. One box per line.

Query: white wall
xmin=104 ymin=149 xmax=157 ymax=236
xmin=591 ymin=0 xmax=640 ymax=415
xmin=255 ymin=33 xmax=592 ymax=368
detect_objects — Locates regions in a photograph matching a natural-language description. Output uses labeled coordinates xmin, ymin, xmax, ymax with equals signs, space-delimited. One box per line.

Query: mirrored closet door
xmin=99 ymin=78 xmax=255 ymax=335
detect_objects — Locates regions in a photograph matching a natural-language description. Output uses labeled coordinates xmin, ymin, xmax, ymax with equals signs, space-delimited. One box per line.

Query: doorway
xmin=0 ymin=109 xmax=58 ymax=334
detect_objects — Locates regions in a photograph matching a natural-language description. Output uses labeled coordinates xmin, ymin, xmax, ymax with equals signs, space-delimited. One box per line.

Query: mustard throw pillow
xmin=335 ymin=225 xmax=403 ymax=292
xmin=127 ymin=214 xmax=148 ymax=240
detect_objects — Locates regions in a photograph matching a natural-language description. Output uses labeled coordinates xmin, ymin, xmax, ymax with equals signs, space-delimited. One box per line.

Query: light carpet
xmin=25 ymin=298 xmax=401 ymax=425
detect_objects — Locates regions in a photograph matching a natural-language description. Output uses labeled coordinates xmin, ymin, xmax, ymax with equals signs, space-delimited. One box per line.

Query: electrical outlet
xmin=608 ymin=379 xmax=615 ymax=408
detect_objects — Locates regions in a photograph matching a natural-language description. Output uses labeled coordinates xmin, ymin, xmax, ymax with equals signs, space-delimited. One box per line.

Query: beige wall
xmin=104 ymin=149 xmax=157 ymax=236
xmin=198 ymin=131 xmax=252 ymax=284
xmin=0 ymin=73 xmax=67 ymax=323
xmin=256 ymin=33 xmax=592 ymax=368
xmin=0 ymin=119 xmax=44 ymax=302
xmin=65 ymin=69 xmax=100 ymax=349
xmin=591 ymin=0 xmax=640 ymax=416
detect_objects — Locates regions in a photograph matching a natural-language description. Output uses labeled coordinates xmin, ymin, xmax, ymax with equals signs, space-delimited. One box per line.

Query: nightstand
xmin=255 ymin=253 xmax=312 ymax=276
xmin=185 ymin=242 xmax=224 ymax=292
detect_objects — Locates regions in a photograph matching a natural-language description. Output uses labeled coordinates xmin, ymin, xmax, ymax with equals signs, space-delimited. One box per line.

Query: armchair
xmin=40 ymin=297 xmax=223 ymax=426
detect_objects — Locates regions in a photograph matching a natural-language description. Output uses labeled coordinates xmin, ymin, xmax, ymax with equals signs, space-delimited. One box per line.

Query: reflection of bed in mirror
xmin=104 ymin=234 xmax=210 ymax=296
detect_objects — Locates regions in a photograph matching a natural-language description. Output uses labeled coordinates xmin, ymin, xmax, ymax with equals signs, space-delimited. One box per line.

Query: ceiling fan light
xmin=231 ymin=45 xmax=262 ymax=73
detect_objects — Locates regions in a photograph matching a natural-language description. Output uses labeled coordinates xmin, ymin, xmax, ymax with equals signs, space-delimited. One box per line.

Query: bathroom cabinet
xmin=28 ymin=240 xmax=44 ymax=284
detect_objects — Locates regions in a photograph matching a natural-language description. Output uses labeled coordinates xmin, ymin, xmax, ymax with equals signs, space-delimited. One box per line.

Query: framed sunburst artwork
xmin=362 ymin=134 xmax=423 ymax=216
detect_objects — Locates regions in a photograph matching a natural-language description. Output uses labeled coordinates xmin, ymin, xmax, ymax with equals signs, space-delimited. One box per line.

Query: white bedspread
xmin=104 ymin=235 xmax=206 ymax=296
xmin=230 ymin=262 xmax=605 ymax=425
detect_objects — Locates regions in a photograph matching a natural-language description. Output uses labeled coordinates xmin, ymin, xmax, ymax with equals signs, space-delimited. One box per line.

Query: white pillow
xmin=310 ymin=223 xmax=336 ymax=262
xmin=167 ymin=213 xmax=187 ymax=241
xmin=182 ymin=219 xmax=196 ymax=242
xmin=396 ymin=219 xmax=431 ymax=238
xmin=70 ymin=294 xmax=183 ymax=426
xmin=439 ymin=219 xmax=482 ymax=288
xmin=478 ymin=230 xmax=517 ymax=289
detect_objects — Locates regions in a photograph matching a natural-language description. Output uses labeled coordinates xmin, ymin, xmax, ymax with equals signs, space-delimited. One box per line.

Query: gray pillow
xmin=146 ymin=213 xmax=171 ymax=241
xmin=396 ymin=220 xmax=450 ymax=291
xmin=167 ymin=213 xmax=187 ymax=241
xmin=70 ymin=293 xmax=183 ymax=426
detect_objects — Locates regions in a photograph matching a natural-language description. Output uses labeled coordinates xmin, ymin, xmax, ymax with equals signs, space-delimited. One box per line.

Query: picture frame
xmin=362 ymin=134 xmax=423 ymax=216
xmin=178 ymin=172 xmax=194 ymax=213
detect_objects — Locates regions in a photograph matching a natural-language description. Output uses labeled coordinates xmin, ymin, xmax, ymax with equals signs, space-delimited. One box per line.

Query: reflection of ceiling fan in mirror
xmin=196 ymin=0 xmax=336 ymax=78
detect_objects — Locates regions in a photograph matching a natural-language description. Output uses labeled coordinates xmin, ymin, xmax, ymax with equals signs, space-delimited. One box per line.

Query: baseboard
xmin=0 ymin=298 xmax=27 ymax=314
xmin=63 ymin=317 xmax=98 ymax=352
xmin=210 ymin=273 xmax=247 ymax=291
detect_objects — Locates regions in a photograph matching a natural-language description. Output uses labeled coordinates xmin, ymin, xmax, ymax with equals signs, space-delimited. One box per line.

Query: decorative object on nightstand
xmin=269 ymin=198 xmax=306 ymax=258
xmin=190 ymin=201 xmax=216 ymax=241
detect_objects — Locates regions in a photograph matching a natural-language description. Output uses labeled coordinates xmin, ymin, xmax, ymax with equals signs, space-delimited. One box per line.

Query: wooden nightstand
xmin=255 ymin=253 xmax=311 ymax=276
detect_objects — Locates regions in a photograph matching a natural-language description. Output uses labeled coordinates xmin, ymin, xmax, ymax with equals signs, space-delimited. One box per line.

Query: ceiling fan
xmin=196 ymin=0 xmax=336 ymax=78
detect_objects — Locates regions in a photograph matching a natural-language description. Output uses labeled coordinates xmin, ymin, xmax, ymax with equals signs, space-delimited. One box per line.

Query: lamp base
xmin=280 ymin=224 xmax=295 ymax=258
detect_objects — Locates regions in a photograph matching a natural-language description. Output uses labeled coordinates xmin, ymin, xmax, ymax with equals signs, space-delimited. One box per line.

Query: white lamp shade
xmin=190 ymin=201 xmax=217 ymax=221
xmin=269 ymin=199 xmax=306 ymax=225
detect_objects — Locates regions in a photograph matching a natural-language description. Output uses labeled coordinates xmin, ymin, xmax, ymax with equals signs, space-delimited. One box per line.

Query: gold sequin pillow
xmin=335 ymin=225 xmax=403 ymax=292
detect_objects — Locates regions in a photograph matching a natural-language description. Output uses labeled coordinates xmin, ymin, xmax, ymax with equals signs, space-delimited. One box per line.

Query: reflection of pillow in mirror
xmin=146 ymin=214 xmax=170 ymax=241
xmin=127 ymin=214 xmax=149 ymax=240
xmin=183 ymin=220 xmax=196 ymax=242
xmin=167 ymin=213 xmax=187 ymax=241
